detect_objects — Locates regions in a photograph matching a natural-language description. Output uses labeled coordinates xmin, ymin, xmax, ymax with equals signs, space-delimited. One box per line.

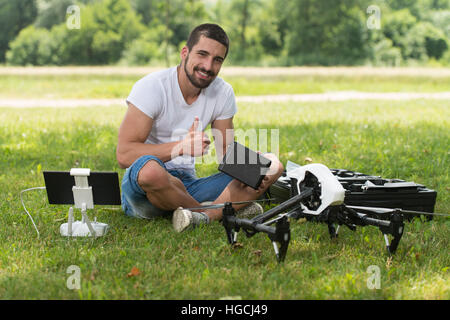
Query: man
xmin=116 ymin=23 xmax=283 ymax=232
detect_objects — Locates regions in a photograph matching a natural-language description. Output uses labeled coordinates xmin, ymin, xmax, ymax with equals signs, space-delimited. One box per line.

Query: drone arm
xmin=251 ymin=188 xmax=313 ymax=224
xmin=222 ymin=203 xmax=275 ymax=244
xmin=353 ymin=211 xmax=391 ymax=228
xmin=261 ymin=205 xmax=304 ymax=227
xmin=223 ymin=215 xmax=276 ymax=241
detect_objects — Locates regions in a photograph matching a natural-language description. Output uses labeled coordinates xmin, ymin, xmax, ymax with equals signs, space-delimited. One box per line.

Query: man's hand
xmin=180 ymin=117 xmax=211 ymax=157
xmin=254 ymin=151 xmax=271 ymax=193
xmin=239 ymin=175 xmax=269 ymax=194
xmin=258 ymin=175 xmax=270 ymax=193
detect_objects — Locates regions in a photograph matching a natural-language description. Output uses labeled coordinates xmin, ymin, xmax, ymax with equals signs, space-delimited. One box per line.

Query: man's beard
xmin=184 ymin=54 xmax=216 ymax=89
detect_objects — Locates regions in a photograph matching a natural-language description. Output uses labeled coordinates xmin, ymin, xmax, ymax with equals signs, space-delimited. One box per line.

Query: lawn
xmin=0 ymin=68 xmax=449 ymax=299
xmin=0 ymin=66 xmax=449 ymax=99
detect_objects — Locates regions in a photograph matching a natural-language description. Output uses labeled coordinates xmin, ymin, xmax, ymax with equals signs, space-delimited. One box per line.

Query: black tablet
xmin=218 ymin=142 xmax=272 ymax=189
xmin=43 ymin=171 xmax=121 ymax=205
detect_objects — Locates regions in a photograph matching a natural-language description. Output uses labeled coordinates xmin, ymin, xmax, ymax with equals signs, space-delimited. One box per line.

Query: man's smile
xmin=194 ymin=67 xmax=214 ymax=80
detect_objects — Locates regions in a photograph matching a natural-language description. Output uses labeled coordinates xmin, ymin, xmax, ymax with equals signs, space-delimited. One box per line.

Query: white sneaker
xmin=172 ymin=208 xmax=192 ymax=233
xmin=172 ymin=207 xmax=210 ymax=233
xmin=236 ymin=202 xmax=264 ymax=219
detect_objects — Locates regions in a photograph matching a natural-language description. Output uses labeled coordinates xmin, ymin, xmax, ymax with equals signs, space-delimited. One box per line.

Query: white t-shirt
xmin=126 ymin=66 xmax=237 ymax=174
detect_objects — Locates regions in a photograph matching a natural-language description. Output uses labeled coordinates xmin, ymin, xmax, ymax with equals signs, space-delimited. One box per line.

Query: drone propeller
xmin=347 ymin=205 xmax=450 ymax=217
xmin=185 ymin=198 xmax=275 ymax=211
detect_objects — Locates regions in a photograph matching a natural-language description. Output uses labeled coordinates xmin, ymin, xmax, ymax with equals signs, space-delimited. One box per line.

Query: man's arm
xmin=116 ymin=102 xmax=181 ymax=169
xmin=211 ymin=117 xmax=234 ymax=163
xmin=117 ymin=102 xmax=211 ymax=169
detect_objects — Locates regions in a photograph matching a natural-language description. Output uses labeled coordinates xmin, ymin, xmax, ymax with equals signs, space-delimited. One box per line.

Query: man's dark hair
xmin=186 ymin=23 xmax=229 ymax=58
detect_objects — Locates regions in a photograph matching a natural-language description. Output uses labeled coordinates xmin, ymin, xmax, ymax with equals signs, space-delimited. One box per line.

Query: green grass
xmin=0 ymin=73 xmax=449 ymax=99
xmin=229 ymin=74 xmax=450 ymax=96
xmin=0 ymin=98 xmax=449 ymax=299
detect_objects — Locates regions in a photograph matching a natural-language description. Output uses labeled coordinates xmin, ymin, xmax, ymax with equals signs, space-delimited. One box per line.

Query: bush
xmin=0 ymin=0 xmax=37 ymax=62
xmin=370 ymin=37 xmax=402 ymax=66
xmin=6 ymin=0 xmax=144 ymax=66
xmin=403 ymin=22 xmax=449 ymax=61
xmin=88 ymin=0 xmax=144 ymax=64
xmin=439 ymin=49 xmax=450 ymax=66
xmin=6 ymin=26 xmax=48 ymax=65
xmin=120 ymin=26 xmax=169 ymax=65
xmin=283 ymin=0 xmax=369 ymax=66
xmin=430 ymin=10 xmax=450 ymax=39
xmin=6 ymin=23 xmax=76 ymax=66
xmin=34 ymin=0 xmax=73 ymax=30
xmin=382 ymin=8 xmax=417 ymax=57
xmin=421 ymin=23 xmax=449 ymax=59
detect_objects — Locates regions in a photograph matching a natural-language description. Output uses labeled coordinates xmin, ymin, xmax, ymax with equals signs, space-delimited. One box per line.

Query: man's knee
xmin=137 ymin=160 xmax=170 ymax=191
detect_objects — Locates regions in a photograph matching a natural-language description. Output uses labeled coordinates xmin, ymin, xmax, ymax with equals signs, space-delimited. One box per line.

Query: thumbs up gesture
xmin=180 ymin=117 xmax=211 ymax=157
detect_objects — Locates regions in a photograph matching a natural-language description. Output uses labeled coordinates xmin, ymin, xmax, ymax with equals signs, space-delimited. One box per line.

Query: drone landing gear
xmin=269 ymin=217 xmax=290 ymax=262
xmin=342 ymin=207 xmax=405 ymax=255
xmin=222 ymin=202 xmax=291 ymax=262
xmin=222 ymin=199 xmax=407 ymax=262
xmin=380 ymin=211 xmax=405 ymax=254
xmin=327 ymin=223 xmax=340 ymax=239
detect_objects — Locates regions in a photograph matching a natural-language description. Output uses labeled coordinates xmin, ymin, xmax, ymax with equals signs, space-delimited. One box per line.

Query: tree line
xmin=1 ymin=0 xmax=449 ymax=66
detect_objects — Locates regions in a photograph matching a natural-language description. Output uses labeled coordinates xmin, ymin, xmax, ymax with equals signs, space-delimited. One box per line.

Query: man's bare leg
xmin=137 ymin=155 xmax=283 ymax=230
xmin=205 ymin=153 xmax=284 ymax=221
xmin=137 ymin=160 xmax=200 ymax=210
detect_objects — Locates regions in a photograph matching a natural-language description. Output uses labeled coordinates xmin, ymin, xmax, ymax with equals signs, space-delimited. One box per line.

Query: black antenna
xmin=347 ymin=206 xmax=450 ymax=217
xmin=185 ymin=198 xmax=275 ymax=211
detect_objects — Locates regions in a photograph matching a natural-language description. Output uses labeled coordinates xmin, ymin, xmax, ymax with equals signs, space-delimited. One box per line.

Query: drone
xmin=185 ymin=163 xmax=448 ymax=262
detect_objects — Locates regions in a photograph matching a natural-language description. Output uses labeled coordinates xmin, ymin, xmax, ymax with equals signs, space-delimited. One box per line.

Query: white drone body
xmin=286 ymin=163 xmax=345 ymax=215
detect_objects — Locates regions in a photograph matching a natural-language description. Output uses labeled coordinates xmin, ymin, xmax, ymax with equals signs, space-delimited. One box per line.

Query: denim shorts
xmin=121 ymin=155 xmax=233 ymax=219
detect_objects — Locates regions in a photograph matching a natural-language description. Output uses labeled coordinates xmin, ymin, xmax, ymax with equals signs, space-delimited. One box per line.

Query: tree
xmin=382 ymin=8 xmax=417 ymax=52
xmin=234 ymin=0 xmax=251 ymax=59
xmin=56 ymin=0 xmax=144 ymax=65
xmin=130 ymin=0 xmax=160 ymax=26
xmin=120 ymin=25 xmax=168 ymax=65
xmin=429 ymin=10 xmax=450 ymax=39
xmin=90 ymin=0 xmax=144 ymax=64
xmin=385 ymin=0 xmax=450 ymax=18
xmin=4 ymin=0 xmax=449 ymax=66
xmin=278 ymin=0 xmax=369 ymax=65
xmin=0 ymin=0 xmax=38 ymax=62
xmin=403 ymin=22 xmax=449 ymax=60
xmin=257 ymin=0 xmax=283 ymax=57
xmin=34 ymin=0 xmax=72 ymax=29
xmin=221 ymin=0 xmax=264 ymax=64
xmin=6 ymin=0 xmax=145 ymax=65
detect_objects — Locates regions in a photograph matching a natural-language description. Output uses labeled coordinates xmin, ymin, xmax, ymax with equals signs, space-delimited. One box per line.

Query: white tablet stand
xmin=59 ymin=168 xmax=109 ymax=237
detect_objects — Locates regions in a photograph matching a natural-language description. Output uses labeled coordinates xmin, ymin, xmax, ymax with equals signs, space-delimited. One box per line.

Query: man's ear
xmin=181 ymin=46 xmax=189 ymax=61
